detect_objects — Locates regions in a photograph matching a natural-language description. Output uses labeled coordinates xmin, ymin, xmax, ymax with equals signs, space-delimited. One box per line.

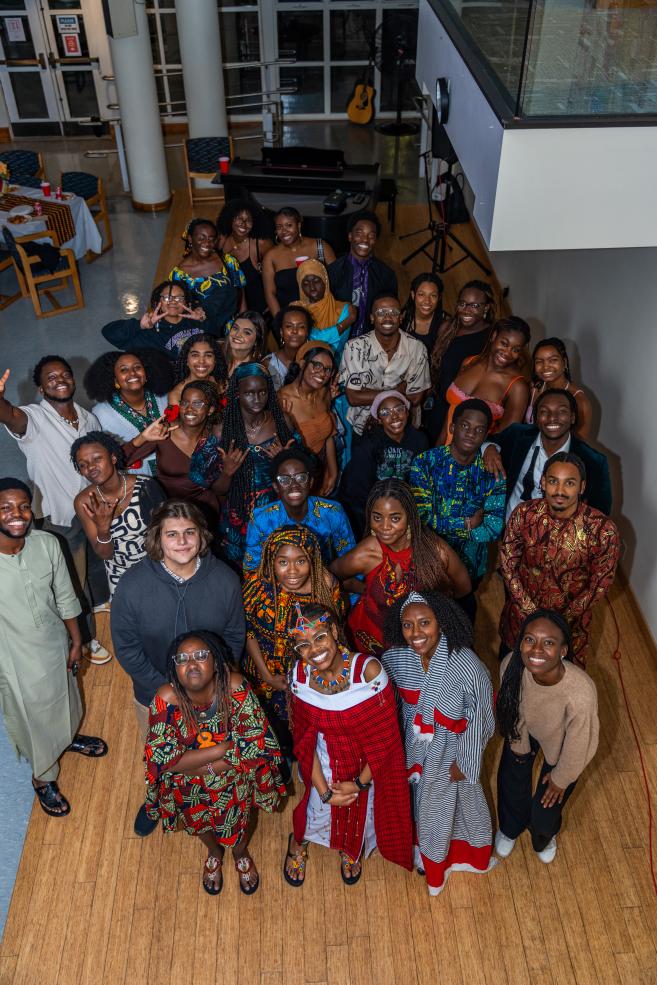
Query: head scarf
xmin=259 ymin=523 xmax=322 ymax=577
xmin=400 ymin=590 xmax=428 ymax=614
xmin=370 ymin=390 xmax=411 ymax=420
xmin=293 ymin=259 xmax=345 ymax=331
xmin=234 ymin=361 xmax=269 ymax=382
xmin=0 ymin=478 xmax=32 ymax=502
xmin=295 ymin=340 xmax=333 ymax=365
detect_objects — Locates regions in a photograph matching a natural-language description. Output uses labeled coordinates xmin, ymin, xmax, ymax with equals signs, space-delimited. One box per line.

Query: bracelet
xmin=207 ymin=763 xmax=216 ymax=778
xmin=96 ymin=533 xmax=113 ymax=544
xmin=320 ymin=788 xmax=333 ymax=804
xmin=354 ymin=776 xmax=371 ymax=791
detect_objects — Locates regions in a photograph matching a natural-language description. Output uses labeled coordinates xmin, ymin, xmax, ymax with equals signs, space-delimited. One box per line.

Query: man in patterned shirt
xmin=499 ymin=452 xmax=620 ymax=666
xmin=410 ymin=399 xmax=507 ymax=622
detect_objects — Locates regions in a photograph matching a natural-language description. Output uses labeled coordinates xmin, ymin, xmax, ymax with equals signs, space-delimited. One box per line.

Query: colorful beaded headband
xmin=289 ymin=604 xmax=330 ymax=637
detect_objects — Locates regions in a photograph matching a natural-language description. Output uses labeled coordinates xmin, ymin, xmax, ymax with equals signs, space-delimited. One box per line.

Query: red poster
xmin=63 ymin=33 xmax=82 ymax=57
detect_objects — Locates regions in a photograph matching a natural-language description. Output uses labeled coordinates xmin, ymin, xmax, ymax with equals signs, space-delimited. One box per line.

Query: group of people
xmin=0 ymin=202 xmax=620 ymax=900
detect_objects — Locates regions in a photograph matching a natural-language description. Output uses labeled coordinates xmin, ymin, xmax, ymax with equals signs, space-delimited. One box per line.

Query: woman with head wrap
xmin=292 ymin=259 xmax=356 ymax=359
xmin=382 ymin=590 xmax=495 ymax=896
xmin=242 ymin=524 xmax=343 ymax=766
xmin=189 ymin=362 xmax=297 ymax=565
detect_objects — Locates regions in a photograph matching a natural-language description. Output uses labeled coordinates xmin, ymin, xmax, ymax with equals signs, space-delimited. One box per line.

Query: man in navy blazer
xmin=328 ymin=210 xmax=397 ymax=338
xmin=484 ymin=389 xmax=612 ymax=519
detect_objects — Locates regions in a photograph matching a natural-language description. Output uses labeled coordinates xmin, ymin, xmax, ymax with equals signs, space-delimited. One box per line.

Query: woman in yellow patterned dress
xmin=169 ymin=218 xmax=246 ymax=334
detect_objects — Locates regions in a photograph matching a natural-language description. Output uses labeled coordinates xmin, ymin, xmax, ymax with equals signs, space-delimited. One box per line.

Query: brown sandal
xmin=235 ymin=851 xmax=260 ymax=895
xmin=283 ymin=832 xmax=309 ymax=887
xmin=202 ymin=855 xmax=223 ymax=896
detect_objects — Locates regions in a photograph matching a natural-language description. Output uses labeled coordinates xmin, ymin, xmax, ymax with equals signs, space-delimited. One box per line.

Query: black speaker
xmin=431 ymin=109 xmax=458 ymax=165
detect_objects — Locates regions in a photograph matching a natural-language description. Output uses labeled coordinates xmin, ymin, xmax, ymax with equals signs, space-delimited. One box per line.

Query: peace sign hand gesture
xmin=140 ymin=301 xmax=164 ymax=329
xmin=180 ymin=303 xmax=206 ymax=322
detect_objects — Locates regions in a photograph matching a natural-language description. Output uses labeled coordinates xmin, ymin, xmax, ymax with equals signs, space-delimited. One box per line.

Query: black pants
xmin=497 ymin=737 xmax=577 ymax=853
xmin=456 ymin=575 xmax=481 ymax=627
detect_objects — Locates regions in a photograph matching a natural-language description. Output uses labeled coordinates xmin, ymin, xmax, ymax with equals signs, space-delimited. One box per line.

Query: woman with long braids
xmin=85 ymin=350 xmax=173 ymax=477
xmin=525 ymin=337 xmax=594 ymax=439
xmin=144 ymin=630 xmax=285 ymax=895
xmin=382 ymin=591 xmax=495 ymax=896
xmin=425 ymin=280 xmax=495 ymax=440
xmin=189 ymin=362 xmax=296 ymax=564
xmin=242 ymin=525 xmax=343 ymax=766
xmin=169 ymin=218 xmax=247 ymax=333
xmin=330 ymin=479 xmax=471 ymax=656
xmin=168 ymin=333 xmax=228 ymax=411
xmin=495 ymin=610 xmax=599 ymax=865
xmin=123 ymin=380 xmax=223 ymax=526
xmin=283 ymin=602 xmax=412 ymax=887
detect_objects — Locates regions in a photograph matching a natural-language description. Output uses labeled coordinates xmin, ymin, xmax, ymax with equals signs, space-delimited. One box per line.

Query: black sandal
xmin=340 ymin=852 xmax=362 ymax=885
xmin=33 ymin=781 xmax=70 ymax=817
xmin=67 ymin=734 xmax=108 ymax=758
xmin=283 ymin=832 xmax=309 ymax=888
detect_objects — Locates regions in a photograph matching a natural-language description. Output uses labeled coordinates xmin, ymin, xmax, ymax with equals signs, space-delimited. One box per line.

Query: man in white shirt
xmin=339 ymin=293 xmax=431 ymax=438
xmin=0 ymin=357 xmax=110 ymax=659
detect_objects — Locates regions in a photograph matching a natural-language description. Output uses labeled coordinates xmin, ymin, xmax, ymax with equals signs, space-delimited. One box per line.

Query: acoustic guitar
xmin=347 ymin=59 xmax=376 ymax=126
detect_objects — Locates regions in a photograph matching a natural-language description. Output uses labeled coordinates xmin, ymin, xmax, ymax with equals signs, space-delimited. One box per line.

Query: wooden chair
xmin=2 ymin=227 xmax=84 ymax=318
xmin=0 ymin=247 xmax=22 ymax=310
xmin=61 ymin=171 xmax=113 ymax=261
xmin=184 ymin=136 xmax=234 ymax=207
xmin=0 ymin=149 xmax=45 ymax=182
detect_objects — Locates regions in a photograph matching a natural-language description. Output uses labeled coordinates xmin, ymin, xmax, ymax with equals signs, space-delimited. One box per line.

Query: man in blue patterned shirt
xmin=410 ymin=399 xmax=506 ymax=617
xmin=243 ymin=447 xmax=355 ymax=571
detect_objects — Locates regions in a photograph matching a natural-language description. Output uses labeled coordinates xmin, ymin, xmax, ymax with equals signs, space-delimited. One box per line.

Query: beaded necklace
xmin=310 ymin=649 xmax=351 ymax=691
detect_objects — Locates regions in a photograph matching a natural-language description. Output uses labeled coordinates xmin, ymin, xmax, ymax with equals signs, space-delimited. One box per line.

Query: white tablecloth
xmin=0 ymin=185 xmax=103 ymax=260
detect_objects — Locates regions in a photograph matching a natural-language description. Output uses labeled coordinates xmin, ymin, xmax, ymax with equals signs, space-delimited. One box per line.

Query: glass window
xmin=217 ymin=0 xmax=256 ymax=7
xmin=280 ymin=65 xmax=324 ymax=114
xmin=0 ymin=15 xmax=34 ymax=59
xmin=379 ymin=8 xmax=419 ymax=111
xmin=51 ymin=15 xmax=90 ymax=58
xmin=147 ymin=13 xmax=161 ymax=65
xmin=168 ymin=72 xmax=186 ymax=110
xmin=159 ymin=12 xmax=180 ymax=64
xmin=225 ymin=66 xmax=262 ymax=115
xmin=0 ymin=1 xmax=27 ymax=8
xmin=220 ymin=11 xmax=260 ymax=63
xmin=330 ymin=10 xmax=375 ymax=61
xmin=48 ymin=1 xmax=82 ymax=8
xmin=277 ymin=11 xmax=323 ymax=61
xmin=10 ymin=72 xmax=49 ymax=118
xmin=61 ymin=69 xmax=99 ymax=117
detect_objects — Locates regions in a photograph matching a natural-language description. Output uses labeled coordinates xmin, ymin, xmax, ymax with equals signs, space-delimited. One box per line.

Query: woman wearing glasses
xmin=425 ymin=280 xmax=496 ymax=441
xmin=101 ymin=281 xmax=208 ymax=360
xmin=243 ymin=446 xmax=355 ymax=573
xmin=283 ymin=601 xmax=413 ymax=887
xmin=144 ymin=629 xmax=285 ymax=895
xmin=338 ymin=390 xmax=429 ymax=539
xmin=278 ymin=341 xmax=339 ymax=495
xmin=242 ymin=525 xmax=343 ymax=769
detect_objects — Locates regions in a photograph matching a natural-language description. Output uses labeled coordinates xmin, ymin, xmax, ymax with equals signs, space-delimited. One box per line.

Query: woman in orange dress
xmin=438 ymin=317 xmax=530 ymax=445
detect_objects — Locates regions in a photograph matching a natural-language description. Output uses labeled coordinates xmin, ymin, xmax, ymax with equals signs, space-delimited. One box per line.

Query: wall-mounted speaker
xmin=102 ymin=0 xmax=138 ymax=39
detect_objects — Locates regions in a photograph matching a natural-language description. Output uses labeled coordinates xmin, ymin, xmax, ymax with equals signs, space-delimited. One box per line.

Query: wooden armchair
xmin=184 ymin=136 xmax=234 ymax=207
xmin=2 ymin=227 xmax=84 ymax=318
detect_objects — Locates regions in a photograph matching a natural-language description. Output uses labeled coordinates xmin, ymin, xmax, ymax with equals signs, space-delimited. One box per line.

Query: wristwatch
xmin=354 ymin=775 xmax=371 ymax=791
xmin=320 ymin=788 xmax=333 ymax=804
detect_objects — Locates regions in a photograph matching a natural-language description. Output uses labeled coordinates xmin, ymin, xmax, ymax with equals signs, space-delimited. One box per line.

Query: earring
xmin=406 ymin=528 xmax=412 ymax=541
xmin=114 ymin=381 xmax=121 ymax=390
xmin=370 ymin=529 xmax=376 ymax=537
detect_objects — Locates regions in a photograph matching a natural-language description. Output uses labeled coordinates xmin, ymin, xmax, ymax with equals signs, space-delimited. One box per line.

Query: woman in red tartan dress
xmin=283 ymin=602 xmax=413 ymax=887
xmin=145 ymin=630 xmax=285 ymax=896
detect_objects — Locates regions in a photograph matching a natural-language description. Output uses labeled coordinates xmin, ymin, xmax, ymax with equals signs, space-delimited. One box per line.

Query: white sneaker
xmin=84 ymin=639 xmax=112 ymax=665
xmin=536 ymin=837 xmax=557 ymax=864
xmin=495 ymin=830 xmax=517 ymax=858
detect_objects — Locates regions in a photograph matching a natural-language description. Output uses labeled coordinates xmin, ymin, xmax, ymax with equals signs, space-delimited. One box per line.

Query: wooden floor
xmin=2 ymin=196 xmax=657 ymax=985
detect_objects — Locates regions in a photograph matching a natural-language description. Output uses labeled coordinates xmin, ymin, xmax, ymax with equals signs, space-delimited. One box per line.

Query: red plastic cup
xmin=219 ymin=156 xmax=230 ymax=175
xmin=295 ymin=255 xmax=310 ymax=267
xmin=40 ymin=180 xmax=51 ymax=197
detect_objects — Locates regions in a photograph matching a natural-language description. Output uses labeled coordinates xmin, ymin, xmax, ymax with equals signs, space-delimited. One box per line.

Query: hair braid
xmin=430 ymin=279 xmax=495 ymax=376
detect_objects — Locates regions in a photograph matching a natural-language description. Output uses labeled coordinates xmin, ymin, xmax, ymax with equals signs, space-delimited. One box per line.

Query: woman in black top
xmin=401 ymin=272 xmax=445 ymax=357
xmin=337 ymin=390 xmax=428 ymax=539
xmin=101 ymin=281 xmax=208 ymax=360
xmin=216 ymin=199 xmax=273 ymax=315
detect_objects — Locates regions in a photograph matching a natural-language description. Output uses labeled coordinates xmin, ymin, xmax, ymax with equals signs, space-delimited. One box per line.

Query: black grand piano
xmin=215 ymin=146 xmax=380 ymax=254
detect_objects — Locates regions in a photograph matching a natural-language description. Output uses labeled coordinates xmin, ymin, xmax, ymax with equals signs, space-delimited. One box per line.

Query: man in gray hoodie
xmin=110 ymin=499 xmax=245 ymax=836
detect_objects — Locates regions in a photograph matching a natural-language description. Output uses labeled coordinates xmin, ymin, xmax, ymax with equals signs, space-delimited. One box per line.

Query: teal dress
xmin=309 ymin=303 xmax=351 ymax=359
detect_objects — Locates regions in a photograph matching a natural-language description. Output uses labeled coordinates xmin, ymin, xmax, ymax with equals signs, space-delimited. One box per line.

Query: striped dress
xmin=382 ymin=636 xmax=495 ymax=895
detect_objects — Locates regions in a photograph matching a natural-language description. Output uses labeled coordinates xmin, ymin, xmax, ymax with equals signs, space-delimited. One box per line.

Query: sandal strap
xmin=205 ymin=855 xmax=222 ymax=871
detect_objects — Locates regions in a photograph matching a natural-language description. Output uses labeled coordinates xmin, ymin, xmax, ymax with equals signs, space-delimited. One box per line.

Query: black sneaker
xmin=134 ymin=803 xmax=158 ymax=837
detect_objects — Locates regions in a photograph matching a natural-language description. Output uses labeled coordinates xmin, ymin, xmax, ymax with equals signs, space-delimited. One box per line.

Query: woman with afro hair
xmin=84 ymin=350 xmax=173 ymax=477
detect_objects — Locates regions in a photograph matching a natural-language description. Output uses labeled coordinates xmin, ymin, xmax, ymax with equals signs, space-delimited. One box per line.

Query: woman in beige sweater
xmin=495 ymin=609 xmax=599 ymax=864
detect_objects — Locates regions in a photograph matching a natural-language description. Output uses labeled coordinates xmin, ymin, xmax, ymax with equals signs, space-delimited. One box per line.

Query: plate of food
xmin=61 ymin=192 xmax=74 ymax=200
xmin=8 ymin=204 xmax=33 ymax=217
xmin=8 ymin=214 xmax=30 ymax=225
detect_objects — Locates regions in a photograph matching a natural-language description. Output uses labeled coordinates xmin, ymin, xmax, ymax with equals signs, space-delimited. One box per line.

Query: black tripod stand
xmin=400 ymin=150 xmax=491 ymax=276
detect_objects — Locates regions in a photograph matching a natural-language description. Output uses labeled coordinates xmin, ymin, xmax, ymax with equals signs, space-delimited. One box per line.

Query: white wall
xmin=492 ymin=246 xmax=657 ymax=640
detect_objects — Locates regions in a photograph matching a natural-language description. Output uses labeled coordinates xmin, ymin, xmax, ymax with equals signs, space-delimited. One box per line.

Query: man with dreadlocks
xmin=382 ymin=591 xmax=495 ymax=896
xmin=145 ymin=630 xmax=285 ymax=896
xmin=495 ymin=610 xmax=598 ymax=865
xmin=189 ymin=362 xmax=297 ymax=566
xmin=242 ymin=524 xmax=343 ymax=769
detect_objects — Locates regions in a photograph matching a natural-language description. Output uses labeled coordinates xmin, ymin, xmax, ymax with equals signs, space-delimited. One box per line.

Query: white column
xmin=109 ymin=1 xmax=170 ymax=210
xmin=175 ymin=0 xmax=228 ymax=137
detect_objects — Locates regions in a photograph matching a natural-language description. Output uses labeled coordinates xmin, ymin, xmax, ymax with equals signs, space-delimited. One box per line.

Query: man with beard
xmin=499 ymin=453 xmax=620 ymax=667
xmin=328 ymin=211 xmax=398 ymax=338
xmin=339 ymin=294 xmax=430 ymax=441
xmin=0 ymin=479 xmax=107 ymax=816
xmin=0 ymin=358 xmax=110 ymax=661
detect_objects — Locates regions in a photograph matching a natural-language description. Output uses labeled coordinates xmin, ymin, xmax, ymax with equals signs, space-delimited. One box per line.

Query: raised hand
xmin=0 ymin=368 xmax=9 ymax=399
xmin=81 ymin=489 xmax=118 ymax=531
xmin=181 ymin=303 xmax=206 ymax=322
xmin=262 ymin=437 xmax=295 ymax=460
xmin=217 ymin=440 xmax=249 ymax=476
xmin=139 ymin=416 xmax=177 ymax=442
xmin=140 ymin=301 xmax=164 ymax=329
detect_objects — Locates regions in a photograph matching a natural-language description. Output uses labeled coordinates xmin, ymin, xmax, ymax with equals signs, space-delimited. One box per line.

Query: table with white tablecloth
xmin=0 ymin=185 xmax=102 ymax=260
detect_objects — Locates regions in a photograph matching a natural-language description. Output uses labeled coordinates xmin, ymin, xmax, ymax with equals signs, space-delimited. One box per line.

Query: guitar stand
xmin=400 ymin=219 xmax=491 ymax=277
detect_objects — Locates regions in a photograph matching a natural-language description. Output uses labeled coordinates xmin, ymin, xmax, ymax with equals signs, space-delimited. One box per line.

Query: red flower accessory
xmin=129 ymin=460 xmax=143 ymax=470
xmin=164 ymin=404 xmax=179 ymax=422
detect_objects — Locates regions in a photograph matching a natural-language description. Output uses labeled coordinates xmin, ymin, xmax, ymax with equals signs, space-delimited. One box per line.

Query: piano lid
xmin=261 ymin=145 xmax=345 ymax=175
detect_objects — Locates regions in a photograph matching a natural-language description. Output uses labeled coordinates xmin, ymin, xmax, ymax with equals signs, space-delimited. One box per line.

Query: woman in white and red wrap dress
xmin=383 ymin=590 xmax=496 ymax=896
xmin=283 ymin=602 xmax=413 ymax=887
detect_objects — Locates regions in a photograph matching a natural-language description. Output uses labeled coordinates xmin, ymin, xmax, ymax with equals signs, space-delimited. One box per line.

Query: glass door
xmin=0 ymin=3 xmax=62 ymax=135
